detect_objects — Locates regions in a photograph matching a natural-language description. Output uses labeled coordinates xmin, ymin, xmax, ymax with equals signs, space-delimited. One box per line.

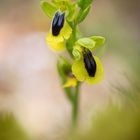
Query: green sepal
xmin=57 ymin=56 xmax=71 ymax=80
xmin=77 ymin=0 xmax=93 ymax=9
xmin=67 ymin=3 xmax=77 ymax=22
xmin=72 ymin=45 xmax=82 ymax=60
xmin=76 ymin=5 xmax=91 ymax=24
xmin=76 ymin=37 xmax=96 ymax=50
xmin=40 ymin=1 xmax=57 ymax=18
xmin=51 ymin=0 xmax=70 ymax=11
xmin=73 ymin=38 xmax=96 ymax=60
xmin=57 ymin=56 xmax=74 ymax=101
xmin=90 ymin=36 xmax=105 ymax=50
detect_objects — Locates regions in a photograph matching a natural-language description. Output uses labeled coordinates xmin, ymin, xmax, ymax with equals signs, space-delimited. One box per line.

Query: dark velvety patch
xmin=52 ymin=11 xmax=65 ymax=36
xmin=83 ymin=51 xmax=97 ymax=77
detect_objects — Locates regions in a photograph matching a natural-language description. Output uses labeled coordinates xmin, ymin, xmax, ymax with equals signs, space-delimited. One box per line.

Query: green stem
xmin=72 ymin=83 xmax=80 ymax=126
xmin=65 ymin=20 xmax=81 ymax=126
xmin=66 ymin=21 xmax=77 ymax=57
xmin=68 ymin=21 xmax=81 ymax=126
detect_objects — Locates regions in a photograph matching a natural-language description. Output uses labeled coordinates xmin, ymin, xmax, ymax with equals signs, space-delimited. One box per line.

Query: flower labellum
xmin=83 ymin=51 xmax=97 ymax=77
xmin=46 ymin=10 xmax=72 ymax=51
xmin=52 ymin=11 xmax=65 ymax=36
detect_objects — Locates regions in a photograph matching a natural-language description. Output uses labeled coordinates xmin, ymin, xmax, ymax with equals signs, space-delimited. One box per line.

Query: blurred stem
xmin=72 ymin=82 xmax=80 ymax=126
xmin=58 ymin=20 xmax=81 ymax=127
xmin=66 ymin=20 xmax=81 ymax=126
xmin=66 ymin=21 xmax=77 ymax=57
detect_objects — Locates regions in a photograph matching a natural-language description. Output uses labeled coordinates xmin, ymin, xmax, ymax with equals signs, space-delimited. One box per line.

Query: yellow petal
xmin=60 ymin=21 xmax=72 ymax=40
xmin=46 ymin=21 xmax=72 ymax=52
xmin=47 ymin=40 xmax=65 ymax=51
xmin=72 ymin=59 xmax=88 ymax=82
xmin=46 ymin=30 xmax=64 ymax=43
xmin=72 ymin=56 xmax=104 ymax=84
xmin=63 ymin=78 xmax=77 ymax=88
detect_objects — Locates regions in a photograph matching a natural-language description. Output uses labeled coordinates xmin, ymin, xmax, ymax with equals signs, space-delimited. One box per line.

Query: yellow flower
xmin=63 ymin=77 xmax=77 ymax=88
xmin=72 ymin=50 xmax=104 ymax=84
xmin=46 ymin=11 xmax=72 ymax=51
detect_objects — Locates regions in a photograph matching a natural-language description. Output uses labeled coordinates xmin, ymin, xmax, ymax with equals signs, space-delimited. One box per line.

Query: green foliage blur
xmin=0 ymin=113 xmax=29 ymax=140
xmin=68 ymin=104 xmax=140 ymax=140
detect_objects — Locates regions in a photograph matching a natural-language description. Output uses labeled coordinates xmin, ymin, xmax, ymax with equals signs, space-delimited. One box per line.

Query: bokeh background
xmin=0 ymin=0 xmax=140 ymax=140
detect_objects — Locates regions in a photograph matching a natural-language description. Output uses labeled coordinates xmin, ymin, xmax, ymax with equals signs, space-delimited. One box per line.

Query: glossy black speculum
xmin=83 ymin=50 xmax=97 ymax=77
xmin=52 ymin=11 xmax=65 ymax=36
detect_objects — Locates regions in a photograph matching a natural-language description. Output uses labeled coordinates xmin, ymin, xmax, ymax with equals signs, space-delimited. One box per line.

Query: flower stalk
xmin=72 ymin=82 xmax=80 ymax=125
xmin=40 ymin=0 xmax=106 ymax=127
xmin=65 ymin=20 xmax=81 ymax=126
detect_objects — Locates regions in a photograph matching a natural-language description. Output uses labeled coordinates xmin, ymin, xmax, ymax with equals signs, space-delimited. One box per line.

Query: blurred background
xmin=0 ymin=0 xmax=140 ymax=140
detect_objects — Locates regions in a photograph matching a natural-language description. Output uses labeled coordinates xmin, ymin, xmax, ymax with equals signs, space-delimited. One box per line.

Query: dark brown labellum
xmin=83 ymin=51 xmax=97 ymax=77
xmin=52 ymin=11 xmax=65 ymax=36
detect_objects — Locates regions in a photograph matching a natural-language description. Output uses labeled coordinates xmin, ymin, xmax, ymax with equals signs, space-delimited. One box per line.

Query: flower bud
xmin=83 ymin=51 xmax=96 ymax=77
xmin=52 ymin=11 xmax=65 ymax=36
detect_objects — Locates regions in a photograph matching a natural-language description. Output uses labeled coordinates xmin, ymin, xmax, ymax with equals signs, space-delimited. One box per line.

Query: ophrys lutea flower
xmin=46 ymin=11 xmax=72 ymax=51
xmin=72 ymin=37 xmax=105 ymax=84
xmin=57 ymin=56 xmax=78 ymax=88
